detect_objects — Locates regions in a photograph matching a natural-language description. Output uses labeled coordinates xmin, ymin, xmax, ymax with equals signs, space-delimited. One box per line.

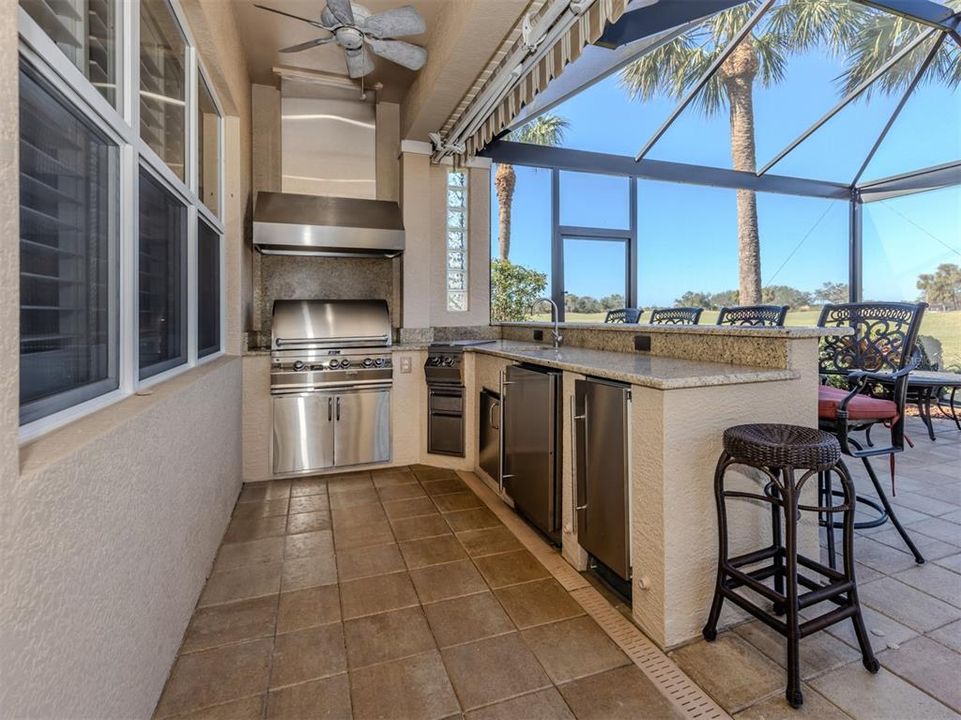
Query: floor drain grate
xmin=458 ymin=471 xmax=730 ymax=720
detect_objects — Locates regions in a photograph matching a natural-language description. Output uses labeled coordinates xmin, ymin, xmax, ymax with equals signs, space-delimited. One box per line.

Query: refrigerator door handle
xmin=574 ymin=393 xmax=589 ymax=514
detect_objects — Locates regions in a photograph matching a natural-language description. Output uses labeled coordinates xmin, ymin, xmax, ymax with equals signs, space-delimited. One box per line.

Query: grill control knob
xmin=374 ymin=357 xmax=385 ymax=367
xmin=293 ymin=360 xmax=305 ymax=371
xmin=443 ymin=357 xmax=455 ymax=367
xmin=363 ymin=358 xmax=373 ymax=367
xmin=329 ymin=359 xmax=340 ymax=369
xmin=340 ymin=358 xmax=351 ymax=369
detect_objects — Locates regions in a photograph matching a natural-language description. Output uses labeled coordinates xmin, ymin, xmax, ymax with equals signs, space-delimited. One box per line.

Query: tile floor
xmin=153 ymin=465 xmax=678 ymax=720
xmin=671 ymin=415 xmax=961 ymax=719
xmin=155 ymin=415 xmax=960 ymax=720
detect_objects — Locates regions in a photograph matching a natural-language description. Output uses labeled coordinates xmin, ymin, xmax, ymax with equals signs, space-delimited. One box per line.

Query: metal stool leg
xmin=771 ymin=469 xmax=784 ymax=602
xmin=783 ymin=465 xmax=804 ymax=709
xmin=703 ymin=452 xmax=731 ymax=642
xmin=858 ymin=454 xmax=925 ymax=565
xmin=836 ymin=460 xmax=880 ymax=673
xmin=821 ymin=471 xmax=838 ymax=571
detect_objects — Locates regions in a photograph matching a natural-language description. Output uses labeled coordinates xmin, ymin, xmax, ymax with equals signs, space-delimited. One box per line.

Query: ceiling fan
xmin=255 ymin=0 xmax=428 ymax=79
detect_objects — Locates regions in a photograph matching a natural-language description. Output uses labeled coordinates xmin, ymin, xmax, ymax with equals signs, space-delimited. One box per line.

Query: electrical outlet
xmin=400 ymin=357 xmax=412 ymax=373
xmin=634 ymin=335 xmax=652 ymax=352
xmin=533 ymin=329 xmax=544 ymax=342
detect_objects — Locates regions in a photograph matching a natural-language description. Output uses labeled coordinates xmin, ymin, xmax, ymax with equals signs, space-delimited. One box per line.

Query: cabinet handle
xmin=574 ymin=394 xmax=589 ymax=518
xmin=336 ymin=396 xmax=341 ymax=421
xmin=490 ymin=400 xmax=500 ymax=430
xmin=498 ymin=370 xmax=506 ymax=493
xmin=328 ymin=396 xmax=332 ymax=422
xmin=570 ymin=395 xmax=579 ymax=533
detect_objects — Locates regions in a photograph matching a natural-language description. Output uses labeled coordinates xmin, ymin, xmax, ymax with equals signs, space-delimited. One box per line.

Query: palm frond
xmin=509 ymin=114 xmax=570 ymax=146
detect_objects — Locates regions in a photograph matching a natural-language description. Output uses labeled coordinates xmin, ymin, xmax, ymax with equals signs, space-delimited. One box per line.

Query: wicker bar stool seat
xmin=703 ymin=423 xmax=878 ymax=709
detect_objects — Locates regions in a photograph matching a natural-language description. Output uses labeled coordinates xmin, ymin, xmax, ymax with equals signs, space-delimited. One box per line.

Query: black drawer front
xmin=428 ymin=411 xmax=465 ymax=456
xmin=429 ymin=388 xmax=463 ymax=413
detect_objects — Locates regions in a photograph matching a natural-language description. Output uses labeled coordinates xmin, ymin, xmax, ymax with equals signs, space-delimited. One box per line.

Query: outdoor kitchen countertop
xmin=468 ymin=340 xmax=799 ymax=390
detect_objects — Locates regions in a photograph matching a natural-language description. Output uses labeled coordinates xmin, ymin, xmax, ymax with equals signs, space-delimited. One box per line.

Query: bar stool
xmin=702 ymin=424 xmax=878 ymax=709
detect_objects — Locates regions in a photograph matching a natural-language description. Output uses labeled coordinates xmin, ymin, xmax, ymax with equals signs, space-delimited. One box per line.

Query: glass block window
xmin=446 ymin=170 xmax=468 ymax=312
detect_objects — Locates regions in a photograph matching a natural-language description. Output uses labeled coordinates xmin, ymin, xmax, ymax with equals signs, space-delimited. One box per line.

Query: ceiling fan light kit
xmin=256 ymin=0 xmax=429 ymax=79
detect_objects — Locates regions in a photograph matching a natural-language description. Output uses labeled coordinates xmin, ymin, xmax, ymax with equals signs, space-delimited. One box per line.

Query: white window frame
xmin=17 ymin=0 xmax=226 ymax=442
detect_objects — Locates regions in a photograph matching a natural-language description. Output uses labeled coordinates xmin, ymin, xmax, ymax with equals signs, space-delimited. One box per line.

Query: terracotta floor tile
xmin=378 ymin=483 xmax=428 ymax=502
xmin=473 ymin=550 xmax=551 ymax=589
xmin=390 ymin=514 xmax=452 ymax=542
xmin=290 ymin=478 xmax=327 ymax=497
xmin=232 ymin=498 xmax=289 ymax=521
xmin=198 ymin=563 xmax=282 ymax=607
xmin=400 ymin=535 xmax=468 ymax=569
xmin=344 ymin=606 xmax=436 ymax=669
xmin=270 ymin=624 xmax=347 ymax=689
xmin=464 ymin=688 xmax=573 ymax=720
xmin=422 ymin=478 xmax=468 ymax=496
xmin=337 ymin=543 xmax=406 ymax=581
xmin=277 ymin=585 xmax=341 ymax=634
xmin=329 ymin=487 xmax=380 ymax=510
xmin=371 ymin=469 xmax=418 ymax=488
xmin=213 ymin=537 xmax=285 ymax=572
xmin=879 ymin=636 xmax=961 ymax=711
xmin=558 ymin=665 xmax=683 ymax=720
xmin=411 ymin=465 xmax=458 ymax=481
xmin=669 ymin=634 xmax=784 ymax=713
xmin=288 ymin=494 xmax=329 ymax=514
xmin=493 ymin=579 xmax=585 ymax=629
xmin=327 ymin=475 xmax=374 ymax=494
xmin=223 ymin=515 xmax=287 ymax=544
xmin=167 ymin=695 xmax=265 ymax=720
xmin=281 ymin=554 xmax=337 ymax=592
xmin=266 ymin=674 xmax=351 ymax=720
xmin=444 ymin=507 xmax=502 ymax=533
xmin=284 ymin=530 xmax=334 ymax=560
xmin=340 ymin=571 xmax=419 ymax=620
xmin=333 ymin=520 xmax=395 ymax=551
xmin=182 ymin=596 xmax=277 ymax=653
xmin=239 ymin=482 xmax=291 ymax=503
xmin=811 ymin=663 xmax=958 ymax=719
xmin=521 ymin=616 xmax=630 ymax=684
xmin=286 ymin=511 xmax=332 ymax=536
xmin=154 ymin=639 xmax=272 ymax=717
xmin=409 ymin=559 xmax=489 ymax=604
xmin=331 ymin=503 xmax=388 ymax=530
xmin=382 ymin=496 xmax=439 ymax=520
xmin=423 ymin=592 xmax=514 ymax=648
xmin=433 ymin=491 xmax=484 ymax=513
xmin=442 ymin=633 xmax=551 ymax=711
xmin=349 ymin=650 xmax=459 ymax=720
xmin=457 ymin=526 xmax=523 ymax=558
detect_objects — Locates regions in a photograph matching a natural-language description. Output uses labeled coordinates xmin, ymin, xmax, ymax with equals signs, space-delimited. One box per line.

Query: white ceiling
xmin=233 ymin=0 xmax=448 ymax=102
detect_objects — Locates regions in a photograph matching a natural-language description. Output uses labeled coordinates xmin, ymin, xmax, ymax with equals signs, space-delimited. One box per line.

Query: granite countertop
xmin=468 ymin=340 xmax=798 ymax=390
xmin=498 ymin=321 xmax=841 ymax=339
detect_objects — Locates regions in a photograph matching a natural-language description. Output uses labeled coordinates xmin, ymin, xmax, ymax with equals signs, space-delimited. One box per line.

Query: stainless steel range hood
xmin=254 ymin=192 xmax=404 ymax=257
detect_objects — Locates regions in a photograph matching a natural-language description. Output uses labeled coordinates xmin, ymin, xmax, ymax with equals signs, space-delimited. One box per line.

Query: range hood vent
xmin=253 ymin=192 xmax=404 ymax=258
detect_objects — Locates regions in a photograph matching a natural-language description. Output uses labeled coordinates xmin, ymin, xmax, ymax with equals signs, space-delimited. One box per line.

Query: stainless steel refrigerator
xmin=502 ymin=364 xmax=561 ymax=542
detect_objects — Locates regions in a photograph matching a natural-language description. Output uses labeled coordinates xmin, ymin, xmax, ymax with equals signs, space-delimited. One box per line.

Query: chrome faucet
xmin=535 ymin=297 xmax=563 ymax=348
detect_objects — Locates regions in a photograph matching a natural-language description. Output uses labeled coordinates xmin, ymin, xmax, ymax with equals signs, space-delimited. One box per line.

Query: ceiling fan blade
xmin=326 ymin=0 xmax=355 ymax=26
xmin=344 ymin=49 xmax=375 ymax=78
xmin=363 ymin=6 xmax=426 ymax=38
xmin=365 ymin=38 xmax=427 ymax=71
xmin=254 ymin=4 xmax=328 ymax=30
xmin=278 ymin=36 xmax=335 ymax=53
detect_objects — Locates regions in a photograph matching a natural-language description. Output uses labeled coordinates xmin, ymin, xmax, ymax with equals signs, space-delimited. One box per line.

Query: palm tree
xmin=495 ymin=114 xmax=570 ymax=260
xmin=620 ymin=0 xmax=958 ymax=304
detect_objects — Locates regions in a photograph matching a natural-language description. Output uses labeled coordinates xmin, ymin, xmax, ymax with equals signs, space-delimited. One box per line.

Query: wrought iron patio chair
xmin=648 ymin=307 xmax=702 ymax=325
xmin=716 ymin=304 xmax=789 ymax=327
xmin=604 ymin=308 xmax=643 ymax=324
xmin=817 ymin=302 xmax=927 ymax=565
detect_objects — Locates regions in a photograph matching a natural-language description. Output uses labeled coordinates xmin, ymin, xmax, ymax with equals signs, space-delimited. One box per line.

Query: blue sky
xmin=490 ymin=38 xmax=961 ymax=305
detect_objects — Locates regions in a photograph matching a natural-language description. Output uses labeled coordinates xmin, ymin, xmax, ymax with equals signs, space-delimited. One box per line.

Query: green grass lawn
xmin=529 ymin=309 xmax=961 ymax=370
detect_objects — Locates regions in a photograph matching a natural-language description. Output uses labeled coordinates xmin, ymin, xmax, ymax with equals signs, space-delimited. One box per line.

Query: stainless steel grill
xmin=270 ymin=299 xmax=393 ymax=475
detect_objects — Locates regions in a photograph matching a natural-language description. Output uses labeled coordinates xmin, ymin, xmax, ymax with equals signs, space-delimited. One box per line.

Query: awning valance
xmin=434 ymin=0 xmax=629 ymax=162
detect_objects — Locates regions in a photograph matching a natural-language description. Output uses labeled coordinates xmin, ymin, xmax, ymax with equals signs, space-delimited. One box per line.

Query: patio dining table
xmin=886 ymin=370 xmax=961 ymax=441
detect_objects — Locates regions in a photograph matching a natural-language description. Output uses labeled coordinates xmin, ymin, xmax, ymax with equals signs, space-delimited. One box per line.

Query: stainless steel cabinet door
xmin=574 ymin=378 xmax=630 ymax=580
xmin=503 ymin=365 xmax=559 ymax=538
xmin=272 ymin=393 xmax=334 ymax=474
xmin=334 ymin=388 xmax=391 ymax=467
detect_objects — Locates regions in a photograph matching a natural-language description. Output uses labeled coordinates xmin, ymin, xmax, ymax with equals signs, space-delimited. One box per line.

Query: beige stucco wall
xmin=0 ymin=2 xmax=253 ymax=717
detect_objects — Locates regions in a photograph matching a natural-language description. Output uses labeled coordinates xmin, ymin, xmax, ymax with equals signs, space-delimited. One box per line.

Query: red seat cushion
xmin=818 ymin=385 xmax=898 ymax=421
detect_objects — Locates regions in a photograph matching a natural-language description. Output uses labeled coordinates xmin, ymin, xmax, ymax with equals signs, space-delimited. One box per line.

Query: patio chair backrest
xmin=716 ymin=305 xmax=789 ymax=327
xmin=916 ymin=335 xmax=942 ymax=371
xmin=816 ymin=302 xmax=927 ymax=377
xmin=648 ymin=307 xmax=703 ymax=325
xmin=604 ymin=308 xmax=643 ymax=324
